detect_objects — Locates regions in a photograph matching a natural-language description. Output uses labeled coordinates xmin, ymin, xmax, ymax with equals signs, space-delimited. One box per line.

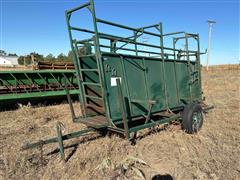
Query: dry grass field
xmin=0 ymin=65 xmax=239 ymax=180
xmin=0 ymin=66 xmax=33 ymax=71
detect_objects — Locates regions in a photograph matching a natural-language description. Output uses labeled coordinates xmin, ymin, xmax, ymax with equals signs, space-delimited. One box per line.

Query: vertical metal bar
xmin=142 ymin=57 xmax=150 ymax=105
xmin=119 ymin=56 xmax=133 ymax=116
xmin=89 ymin=0 xmax=111 ymax=124
xmin=173 ymin=38 xmax=176 ymax=60
xmin=116 ymin=78 xmax=129 ymax=139
xmin=134 ymin=31 xmax=138 ymax=56
xmin=172 ymin=38 xmax=180 ymax=104
xmin=56 ymin=122 xmax=65 ymax=161
xmin=110 ymin=39 xmax=116 ymax=53
xmin=185 ymin=34 xmax=193 ymax=101
xmin=196 ymin=34 xmax=202 ymax=101
xmin=63 ymin=76 xmax=76 ymax=121
xmin=158 ymin=23 xmax=169 ymax=109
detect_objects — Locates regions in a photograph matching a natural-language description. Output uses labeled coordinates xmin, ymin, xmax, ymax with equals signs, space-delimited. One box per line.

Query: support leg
xmin=63 ymin=76 xmax=76 ymax=122
xmin=116 ymin=78 xmax=130 ymax=139
xmin=56 ymin=122 xmax=65 ymax=161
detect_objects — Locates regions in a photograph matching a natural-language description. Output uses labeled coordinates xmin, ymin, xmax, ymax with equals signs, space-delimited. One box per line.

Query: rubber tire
xmin=182 ymin=103 xmax=203 ymax=134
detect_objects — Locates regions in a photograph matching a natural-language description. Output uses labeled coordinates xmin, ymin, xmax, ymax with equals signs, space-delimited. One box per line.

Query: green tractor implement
xmin=0 ymin=70 xmax=79 ymax=106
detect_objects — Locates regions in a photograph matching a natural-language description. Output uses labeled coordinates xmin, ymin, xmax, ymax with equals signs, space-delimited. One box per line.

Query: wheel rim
xmin=192 ymin=111 xmax=203 ymax=132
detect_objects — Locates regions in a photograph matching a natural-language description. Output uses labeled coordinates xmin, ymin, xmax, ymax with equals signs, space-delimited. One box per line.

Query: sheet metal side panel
xmin=145 ymin=60 xmax=165 ymax=111
xmin=103 ymin=57 xmax=126 ymax=120
xmin=123 ymin=57 xmax=148 ymax=117
xmin=164 ymin=61 xmax=179 ymax=107
xmin=103 ymin=55 xmax=201 ymax=121
xmin=190 ymin=61 xmax=202 ymax=101
xmin=175 ymin=62 xmax=191 ymax=103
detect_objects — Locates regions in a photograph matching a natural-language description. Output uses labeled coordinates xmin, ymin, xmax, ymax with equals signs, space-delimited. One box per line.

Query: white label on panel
xmin=111 ymin=77 xmax=121 ymax=86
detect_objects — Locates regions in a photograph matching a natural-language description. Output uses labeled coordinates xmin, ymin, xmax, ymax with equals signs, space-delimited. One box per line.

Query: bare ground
xmin=0 ymin=66 xmax=239 ymax=180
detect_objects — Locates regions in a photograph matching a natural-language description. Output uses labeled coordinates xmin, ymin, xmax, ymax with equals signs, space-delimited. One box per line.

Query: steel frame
xmin=22 ymin=0 xmax=211 ymax=161
xmin=65 ymin=0 xmax=203 ymax=125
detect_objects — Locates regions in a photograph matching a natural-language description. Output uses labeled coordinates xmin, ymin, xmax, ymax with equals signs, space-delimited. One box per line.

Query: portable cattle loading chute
xmin=22 ymin=0 xmax=213 ymax=160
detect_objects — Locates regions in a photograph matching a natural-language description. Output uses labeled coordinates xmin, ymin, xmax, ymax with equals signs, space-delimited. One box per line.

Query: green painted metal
xmin=21 ymin=0 xmax=206 ymax=157
xmin=0 ymin=70 xmax=79 ymax=104
xmin=102 ymin=54 xmax=201 ymax=121
xmin=0 ymin=89 xmax=79 ymax=101
xmin=21 ymin=127 xmax=95 ymax=150
xmin=129 ymin=114 xmax=180 ymax=133
xmin=56 ymin=122 xmax=65 ymax=160
xmin=116 ymin=78 xmax=129 ymax=138
xmin=65 ymin=0 xmax=203 ymax=131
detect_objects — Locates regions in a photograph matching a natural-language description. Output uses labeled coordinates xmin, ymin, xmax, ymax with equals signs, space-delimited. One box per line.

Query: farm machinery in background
xmin=0 ymin=56 xmax=78 ymax=106
xmin=0 ymin=69 xmax=78 ymax=106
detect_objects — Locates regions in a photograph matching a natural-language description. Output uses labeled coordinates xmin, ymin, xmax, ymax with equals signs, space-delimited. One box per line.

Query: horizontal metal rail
xmin=77 ymin=42 xmax=198 ymax=59
xmin=76 ymin=41 xmax=169 ymax=57
xmin=66 ymin=2 xmax=90 ymax=14
xmin=96 ymin=18 xmax=186 ymax=38
xmin=137 ymin=23 xmax=159 ymax=30
xmin=96 ymin=18 xmax=162 ymax=38
xmin=0 ymin=89 xmax=80 ymax=101
xmin=21 ymin=127 xmax=94 ymax=150
xmin=72 ymin=27 xmax=198 ymax=54
xmin=129 ymin=114 xmax=180 ymax=133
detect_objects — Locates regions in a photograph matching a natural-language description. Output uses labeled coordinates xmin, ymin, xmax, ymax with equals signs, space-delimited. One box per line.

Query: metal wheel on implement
xmin=182 ymin=103 xmax=204 ymax=134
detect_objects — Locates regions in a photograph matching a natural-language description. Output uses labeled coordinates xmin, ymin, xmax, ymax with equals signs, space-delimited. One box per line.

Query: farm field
xmin=0 ymin=65 xmax=239 ymax=180
xmin=0 ymin=66 xmax=33 ymax=71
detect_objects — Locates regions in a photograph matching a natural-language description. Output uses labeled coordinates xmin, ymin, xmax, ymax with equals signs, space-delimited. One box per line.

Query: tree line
xmin=17 ymin=51 xmax=74 ymax=65
xmin=0 ymin=50 xmax=18 ymax=57
xmin=2 ymin=44 xmax=92 ymax=66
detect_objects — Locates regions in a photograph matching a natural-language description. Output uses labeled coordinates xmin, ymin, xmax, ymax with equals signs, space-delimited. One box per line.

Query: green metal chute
xmin=21 ymin=0 xmax=212 ymax=161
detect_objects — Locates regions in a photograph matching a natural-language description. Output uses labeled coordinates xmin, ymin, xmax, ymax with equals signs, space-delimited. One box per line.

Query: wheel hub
xmin=192 ymin=111 xmax=202 ymax=131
